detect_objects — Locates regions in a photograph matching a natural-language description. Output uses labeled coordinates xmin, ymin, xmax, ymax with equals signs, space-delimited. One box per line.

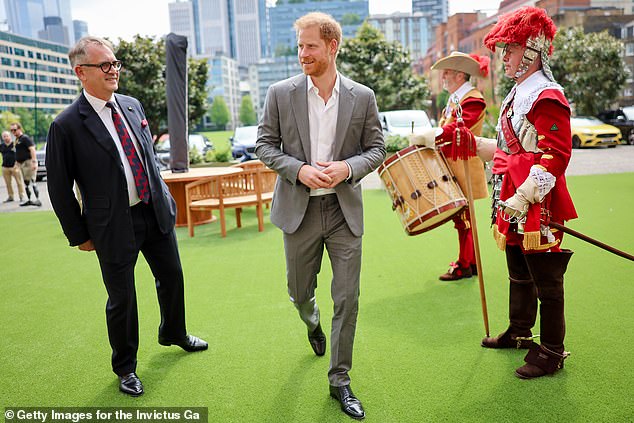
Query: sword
xmin=550 ymin=221 xmax=634 ymax=262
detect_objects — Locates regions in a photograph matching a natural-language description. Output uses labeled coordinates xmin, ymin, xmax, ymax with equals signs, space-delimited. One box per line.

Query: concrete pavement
xmin=2 ymin=145 xmax=633 ymax=214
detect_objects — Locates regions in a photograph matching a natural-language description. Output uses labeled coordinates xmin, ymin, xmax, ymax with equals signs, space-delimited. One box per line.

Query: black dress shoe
xmin=158 ymin=334 xmax=208 ymax=352
xmin=329 ymin=384 xmax=365 ymax=420
xmin=119 ymin=373 xmax=143 ymax=396
xmin=308 ymin=324 xmax=326 ymax=356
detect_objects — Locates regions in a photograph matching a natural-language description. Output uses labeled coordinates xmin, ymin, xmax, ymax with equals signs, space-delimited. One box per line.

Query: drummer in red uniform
xmin=430 ymin=52 xmax=490 ymax=281
xmin=480 ymin=6 xmax=578 ymax=379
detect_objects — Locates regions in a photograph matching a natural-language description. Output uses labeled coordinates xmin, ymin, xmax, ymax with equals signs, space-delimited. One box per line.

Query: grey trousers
xmin=283 ymin=194 xmax=362 ymax=386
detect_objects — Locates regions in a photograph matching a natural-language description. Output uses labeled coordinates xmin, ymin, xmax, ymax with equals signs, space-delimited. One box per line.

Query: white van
xmin=379 ymin=110 xmax=432 ymax=136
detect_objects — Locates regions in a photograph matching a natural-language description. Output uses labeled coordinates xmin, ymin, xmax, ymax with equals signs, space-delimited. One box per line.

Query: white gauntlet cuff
xmin=529 ymin=165 xmax=556 ymax=201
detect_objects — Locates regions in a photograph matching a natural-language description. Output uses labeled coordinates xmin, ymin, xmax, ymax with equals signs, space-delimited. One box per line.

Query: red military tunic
xmin=437 ymin=87 xmax=489 ymax=201
xmin=493 ymin=83 xmax=577 ymax=251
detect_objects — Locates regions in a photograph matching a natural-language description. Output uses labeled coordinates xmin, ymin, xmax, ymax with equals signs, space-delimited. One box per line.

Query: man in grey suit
xmin=255 ymin=12 xmax=385 ymax=420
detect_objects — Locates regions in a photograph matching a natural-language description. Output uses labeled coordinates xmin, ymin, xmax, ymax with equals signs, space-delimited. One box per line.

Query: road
xmin=1 ymin=145 xmax=633 ymax=214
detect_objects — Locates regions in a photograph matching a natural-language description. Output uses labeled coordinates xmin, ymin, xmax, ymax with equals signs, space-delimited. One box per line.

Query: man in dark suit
xmin=256 ymin=12 xmax=385 ymax=420
xmin=46 ymin=36 xmax=207 ymax=397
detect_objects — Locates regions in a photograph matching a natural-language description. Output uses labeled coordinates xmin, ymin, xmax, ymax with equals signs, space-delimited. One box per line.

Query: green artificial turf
xmin=1 ymin=173 xmax=633 ymax=422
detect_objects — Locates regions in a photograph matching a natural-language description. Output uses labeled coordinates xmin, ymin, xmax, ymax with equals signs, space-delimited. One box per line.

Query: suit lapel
xmin=289 ymin=76 xmax=311 ymax=163
xmin=79 ymin=93 xmax=121 ymax=164
xmin=333 ymin=76 xmax=356 ymax=159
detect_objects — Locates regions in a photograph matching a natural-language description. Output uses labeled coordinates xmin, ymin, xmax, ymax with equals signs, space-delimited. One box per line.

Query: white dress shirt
xmin=445 ymin=81 xmax=474 ymax=118
xmin=307 ymin=73 xmax=340 ymax=196
xmin=84 ymin=90 xmax=145 ymax=206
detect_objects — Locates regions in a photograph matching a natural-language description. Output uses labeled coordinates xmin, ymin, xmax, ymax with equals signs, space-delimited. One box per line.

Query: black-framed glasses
xmin=78 ymin=60 xmax=122 ymax=73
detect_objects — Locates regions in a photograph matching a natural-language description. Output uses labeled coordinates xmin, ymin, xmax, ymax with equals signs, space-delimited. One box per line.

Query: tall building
xmin=249 ymin=56 xmax=301 ymax=118
xmin=168 ymin=0 xmax=199 ymax=55
xmin=412 ymin=0 xmax=448 ymax=28
xmin=267 ymin=0 xmax=369 ymax=56
xmin=0 ymin=30 xmax=79 ymax=115
xmin=168 ymin=0 xmax=262 ymax=65
xmin=3 ymin=0 xmax=73 ymax=45
xmin=368 ymin=11 xmax=434 ymax=61
xmin=73 ymin=19 xmax=88 ymax=42
xmin=205 ymin=54 xmax=241 ymax=129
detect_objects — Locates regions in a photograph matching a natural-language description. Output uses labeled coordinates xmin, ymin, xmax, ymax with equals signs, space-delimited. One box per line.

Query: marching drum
xmin=378 ymin=145 xmax=467 ymax=235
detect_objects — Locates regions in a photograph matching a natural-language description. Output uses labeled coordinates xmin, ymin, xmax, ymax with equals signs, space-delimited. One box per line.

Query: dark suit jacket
xmin=46 ymin=92 xmax=176 ymax=262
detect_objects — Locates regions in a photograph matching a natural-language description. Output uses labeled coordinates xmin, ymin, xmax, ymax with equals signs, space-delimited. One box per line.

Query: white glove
xmin=500 ymin=177 xmax=540 ymax=219
xmin=409 ymin=127 xmax=442 ymax=148
xmin=475 ymin=136 xmax=496 ymax=162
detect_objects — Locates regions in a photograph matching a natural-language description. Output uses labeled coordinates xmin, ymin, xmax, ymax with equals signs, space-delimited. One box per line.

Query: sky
xmin=71 ymin=0 xmax=503 ymax=42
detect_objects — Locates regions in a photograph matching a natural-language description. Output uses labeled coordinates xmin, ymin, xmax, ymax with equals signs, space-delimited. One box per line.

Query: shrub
xmin=384 ymin=134 xmax=409 ymax=152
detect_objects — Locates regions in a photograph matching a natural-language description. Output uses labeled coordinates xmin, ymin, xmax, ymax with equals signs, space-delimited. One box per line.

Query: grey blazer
xmin=255 ymin=73 xmax=385 ymax=236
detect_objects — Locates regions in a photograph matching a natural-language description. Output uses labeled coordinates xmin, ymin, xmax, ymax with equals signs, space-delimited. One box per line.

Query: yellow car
xmin=570 ymin=116 xmax=621 ymax=148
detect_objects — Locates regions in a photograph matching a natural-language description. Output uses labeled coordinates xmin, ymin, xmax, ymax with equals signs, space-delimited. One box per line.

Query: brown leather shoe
xmin=481 ymin=329 xmax=533 ymax=349
xmin=439 ymin=262 xmax=473 ymax=281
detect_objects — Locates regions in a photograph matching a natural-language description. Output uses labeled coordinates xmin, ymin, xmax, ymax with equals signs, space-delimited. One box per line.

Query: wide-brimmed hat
xmin=431 ymin=51 xmax=489 ymax=77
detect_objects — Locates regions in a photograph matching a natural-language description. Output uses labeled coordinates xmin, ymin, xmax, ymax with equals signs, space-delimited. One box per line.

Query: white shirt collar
xmin=515 ymin=71 xmax=550 ymax=101
xmin=84 ymin=89 xmax=116 ymax=113
xmin=448 ymin=81 xmax=474 ymax=106
xmin=307 ymin=72 xmax=340 ymax=99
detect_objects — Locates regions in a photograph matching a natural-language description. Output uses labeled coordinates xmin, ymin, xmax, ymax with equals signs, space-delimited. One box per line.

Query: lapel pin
xmin=127 ymin=106 xmax=133 ymax=111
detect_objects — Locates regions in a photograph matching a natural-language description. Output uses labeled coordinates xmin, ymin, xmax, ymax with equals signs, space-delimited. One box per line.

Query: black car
xmin=36 ymin=144 xmax=46 ymax=181
xmin=230 ymin=126 xmax=258 ymax=162
xmin=597 ymin=107 xmax=634 ymax=145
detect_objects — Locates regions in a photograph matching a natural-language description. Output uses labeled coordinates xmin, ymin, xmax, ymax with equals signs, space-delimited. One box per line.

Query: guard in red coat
xmin=480 ymin=7 xmax=578 ymax=379
xmin=431 ymin=52 xmax=490 ymax=281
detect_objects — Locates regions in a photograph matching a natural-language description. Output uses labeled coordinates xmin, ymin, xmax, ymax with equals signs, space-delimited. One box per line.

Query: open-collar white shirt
xmin=84 ymin=90 xmax=144 ymax=206
xmin=307 ymin=72 xmax=340 ymax=196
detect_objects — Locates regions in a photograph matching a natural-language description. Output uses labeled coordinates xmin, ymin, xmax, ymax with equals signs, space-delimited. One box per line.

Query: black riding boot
xmin=516 ymin=249 xmax=573 ymax=378
xmin=482 ymin=245 xmax=537 ymax=349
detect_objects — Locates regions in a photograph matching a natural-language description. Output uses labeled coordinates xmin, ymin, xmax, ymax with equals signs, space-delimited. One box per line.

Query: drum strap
xmin=500 ymin=101 xmax=525 ymax=155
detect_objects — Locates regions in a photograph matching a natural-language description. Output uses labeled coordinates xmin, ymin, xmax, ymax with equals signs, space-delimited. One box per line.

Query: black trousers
xmin=97 ymin=202 xmax=187 ymax=375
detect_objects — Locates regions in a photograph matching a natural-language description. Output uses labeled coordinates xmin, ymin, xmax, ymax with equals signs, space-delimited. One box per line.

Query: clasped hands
xmin=298 ymin=161 xmax=349 ymax=189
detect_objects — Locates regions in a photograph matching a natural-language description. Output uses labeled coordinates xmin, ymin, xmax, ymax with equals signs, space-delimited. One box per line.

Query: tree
xmin=338 ymin=22 xmax=430 ymax=112
xmin=239 ymin=95 xmax=257 ymax=126
xmin=550 ymin=27 xmax=627 ymax=116
xmin=9 ymin=108 xmax=54 ymax=146
xmin=114 ymin=35 xmax=208 ymax=136
xmin=210 ymin=96 xmax=230 ymax=129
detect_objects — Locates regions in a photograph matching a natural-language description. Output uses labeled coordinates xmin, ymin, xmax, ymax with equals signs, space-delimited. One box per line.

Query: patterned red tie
xmin=106 ymin=102 xmax=150 ymax=203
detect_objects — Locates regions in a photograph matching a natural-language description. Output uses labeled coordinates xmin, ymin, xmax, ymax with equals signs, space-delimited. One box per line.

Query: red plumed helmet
xmin=468 ymin=54 xmax=490 ymax=78
xmin=484 ymin=6 xmax=557 ymax=56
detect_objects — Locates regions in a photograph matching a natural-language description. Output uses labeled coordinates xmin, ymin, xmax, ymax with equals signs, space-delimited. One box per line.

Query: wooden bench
xmin=185 ymin=167 xmax=276 ymax=237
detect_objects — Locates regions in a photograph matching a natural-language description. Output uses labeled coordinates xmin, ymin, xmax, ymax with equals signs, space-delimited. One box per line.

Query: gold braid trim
xmin=492 ymin=224 xmax=506 ymax=251
xmin=461 ymin=209 xmax=471 ymax=229
xmin=522 ymin=231 xmax=542 ymax=250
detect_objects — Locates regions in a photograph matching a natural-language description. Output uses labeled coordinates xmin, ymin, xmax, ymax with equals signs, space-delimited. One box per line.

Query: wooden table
xmin=161 ymin=167 xmax=242 ymax=227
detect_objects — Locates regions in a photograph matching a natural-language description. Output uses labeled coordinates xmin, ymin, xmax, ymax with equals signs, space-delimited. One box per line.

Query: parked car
xmin=154 ymin=133 xmax=214 ymax=169
xmin=378 ymin=110 xmax=432 ymax=136
xmin=36 ymin=144 xmax=46 ymax=181
xmin=597 ymin=107 xmax=634 ymax=145
xmin=570 ymin=116 xmax=621 ymax=148
xmin=231 ymin=125 xmax=258 ymax=161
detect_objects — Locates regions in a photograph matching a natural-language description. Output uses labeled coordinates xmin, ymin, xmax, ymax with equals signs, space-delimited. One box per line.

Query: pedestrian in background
xmin=10 ymin=122 xmax=41 ymax=207
xmin=1 ymin=130 xmax=26 ymax=203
